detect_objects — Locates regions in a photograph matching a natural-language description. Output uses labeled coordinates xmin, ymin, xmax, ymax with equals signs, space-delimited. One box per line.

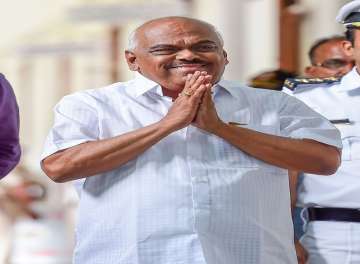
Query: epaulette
xmin=284 ymin=76 xmax=341 ymax=91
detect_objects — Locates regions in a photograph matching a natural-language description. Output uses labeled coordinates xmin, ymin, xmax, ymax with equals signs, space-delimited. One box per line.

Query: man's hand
xmin=295 ymin=239 xmax=308 ymax=264
xmin=161 ymin=71 xmax=212 ymax=132
xmin=192 ymin=84 xmax=223 ymax=133
xmin=42 ymin=71 xmax=214 ymax=182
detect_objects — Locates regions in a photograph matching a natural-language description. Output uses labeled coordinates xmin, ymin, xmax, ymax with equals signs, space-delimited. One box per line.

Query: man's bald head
xmin=305 ymin=35 xmax=354 ymax=78
xmin=127 ymin=16 xmax=224 ymax=51
xmin=124 ymin=16 xmax=228 ymax=95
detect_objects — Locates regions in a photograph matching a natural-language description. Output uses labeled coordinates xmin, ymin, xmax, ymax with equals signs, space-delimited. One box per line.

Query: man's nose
xmin=176 ymin=49 xmax=199 ymax=60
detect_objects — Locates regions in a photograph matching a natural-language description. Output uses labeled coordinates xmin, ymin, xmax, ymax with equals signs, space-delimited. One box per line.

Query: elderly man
xmin=41 ymin=17 xmax=341 ymax=264
xmin=0 ymin=74 xmax=20 ymax=179
xmin=285 ymin=1 xmax=360 ymax=263
xmin=304 ymin=35 xmax=354 ymax=78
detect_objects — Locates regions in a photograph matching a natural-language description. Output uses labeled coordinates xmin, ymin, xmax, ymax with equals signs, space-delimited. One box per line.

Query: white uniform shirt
xmin=285 ymin=67 xmax=360 ymax=209
xmin=42 ymin=74 xmax=341 ymax=264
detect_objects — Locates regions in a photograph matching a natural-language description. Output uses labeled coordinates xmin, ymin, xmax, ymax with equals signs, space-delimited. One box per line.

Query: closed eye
xmin=148 ymin=41 xmax=219 ymax=55
xmin=193 ymin=43 xmax=218 ymax=52
xmin=149 ymin=45 xmax=178 ymax=55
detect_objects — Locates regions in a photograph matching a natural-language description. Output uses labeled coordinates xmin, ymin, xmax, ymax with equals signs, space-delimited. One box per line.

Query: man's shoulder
xmin=61 ymin=81 xmax=130 ymax=103
xmin=0 ymin=73 xmax=16 ymax=99
xmin=283 ymin=76 xmax=341 ymax=94
xmin=86 ymin=81 xmax=131 ymax=96
xmin=222 ymin=79 xmax=282 ymax=97
xmin=0 ymin=73 xmax=10 ymax=89
xmin=223 ymin=80 xmax=290 ymax=110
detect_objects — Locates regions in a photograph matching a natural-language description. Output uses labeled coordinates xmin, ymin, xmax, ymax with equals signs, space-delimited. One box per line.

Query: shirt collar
xmin=127 ymin=72 xmax=163 ymax=97
xmin=339 ymin=67 xmax=360 ymax=92
xmin=215 ymin=79 xmax=242 ymax=97
xmin=127 ymin=72 xmax=238 ymax=98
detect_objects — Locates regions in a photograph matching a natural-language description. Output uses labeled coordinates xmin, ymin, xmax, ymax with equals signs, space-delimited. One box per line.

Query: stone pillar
xmin=28 ymin=55 xmax=72 ymax=171
xmin=193 ymin=0 xmax=279 ymax=82
xmin=109 ymin=26 xmax=121 ymax=83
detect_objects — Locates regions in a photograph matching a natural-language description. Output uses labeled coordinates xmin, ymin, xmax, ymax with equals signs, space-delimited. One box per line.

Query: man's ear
xmin=342 ymin=40 xmax=354 ymax=57
xmin=223 ymin=50 xmax=229 ymax=65
xmin=125 ymin=50 xmax=139 ymax=71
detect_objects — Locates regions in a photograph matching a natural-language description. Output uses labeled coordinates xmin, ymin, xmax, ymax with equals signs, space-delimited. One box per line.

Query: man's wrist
xmin=210 ymin=119 xmax=227 ymax=136
xmin=156 ymin=119 xmax=179 ymax=135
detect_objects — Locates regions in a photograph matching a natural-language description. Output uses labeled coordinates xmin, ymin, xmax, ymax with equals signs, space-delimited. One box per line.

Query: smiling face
xmin=125 ymin=17 xmax=228 ymax=94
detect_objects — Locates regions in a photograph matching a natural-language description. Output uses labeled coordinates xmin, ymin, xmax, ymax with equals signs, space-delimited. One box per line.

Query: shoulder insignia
xmin=283 ymin=76 xmax=341 ymax=91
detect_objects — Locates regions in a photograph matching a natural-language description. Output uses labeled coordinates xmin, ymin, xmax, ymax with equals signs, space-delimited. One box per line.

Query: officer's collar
xmin=339 ymin=67 xmax=360 ymax=92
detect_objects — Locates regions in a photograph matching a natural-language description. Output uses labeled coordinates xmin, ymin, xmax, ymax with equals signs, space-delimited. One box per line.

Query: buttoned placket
xmin=186 ymin=124 xmax=211 ymax=234
xmin=185 ymin=89 xmax=222 ymax=235
xmin=159 ymin=90 xmax=213 ymax=234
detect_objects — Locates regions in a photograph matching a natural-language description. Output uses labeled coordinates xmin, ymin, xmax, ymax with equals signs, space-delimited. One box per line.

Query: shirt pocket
xmin=211 ymin=124 xmax=280 ymax=168
xmin=336 ymin=124 xmax=360 ymax=161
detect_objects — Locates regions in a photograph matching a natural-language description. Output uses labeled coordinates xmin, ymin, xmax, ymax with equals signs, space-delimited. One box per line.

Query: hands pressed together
xmin=162 ymin=71 xmax=224 ymax=134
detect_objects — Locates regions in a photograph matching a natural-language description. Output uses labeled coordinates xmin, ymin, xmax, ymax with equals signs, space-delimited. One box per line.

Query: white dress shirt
xmin=42 ymin=73 xmax=341 ymax=264
xmin=286 ymin=67 xmax=360 ymax=209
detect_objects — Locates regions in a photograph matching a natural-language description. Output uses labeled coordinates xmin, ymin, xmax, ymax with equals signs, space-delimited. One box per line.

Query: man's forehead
xmin=137 ymin=18 xmax=220 ymax=46
xmin=316 ymin=41 xmax=345 ymax=55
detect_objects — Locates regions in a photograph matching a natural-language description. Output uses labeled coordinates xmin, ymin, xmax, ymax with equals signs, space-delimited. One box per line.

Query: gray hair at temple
xmin=127 ymin=17 xmax=225 ymax=51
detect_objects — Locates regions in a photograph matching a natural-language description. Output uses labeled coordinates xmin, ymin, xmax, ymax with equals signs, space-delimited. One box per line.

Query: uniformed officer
xmin=283 ymin=1 xmax=360 ymax=263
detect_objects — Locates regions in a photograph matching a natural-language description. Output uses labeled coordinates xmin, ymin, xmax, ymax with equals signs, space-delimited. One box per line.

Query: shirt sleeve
xmin=279 ymin=93 xmax=342 ymax=149
xmin=0 ymin=74 xmax=21 ymax=179
xmin=41 ymin=92 xmax=100 ymax=161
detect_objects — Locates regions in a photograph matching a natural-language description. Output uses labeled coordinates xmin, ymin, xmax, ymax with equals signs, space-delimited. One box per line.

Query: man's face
xmin=305 ymin=40 xmax=354 ymax=78
xmin=125 ymin=18 xmax=228 ymax=93
xmin=347 ymin=29 xmax=360 ymax=72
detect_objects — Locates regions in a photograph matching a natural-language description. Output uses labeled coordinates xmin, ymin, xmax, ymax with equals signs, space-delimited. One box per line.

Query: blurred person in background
xmin=0 ymin=76 xmax=72 ymax=263
xmin=41 ymin=17 xmax=341 ymax=264
xmin=304 ymin=35 xmax=354 ymax=78
xmin=0 ymin=73 xmax=21 ymax=260
xmin=284 ymin=1 xmax=360 ymax=263
xmin=0 ymin=166 xmax=44 ymax=262
xmin=0 ymin=73 xmax=20 ymax=179
xmin=0 ymin=165 xmax=75 ymax=263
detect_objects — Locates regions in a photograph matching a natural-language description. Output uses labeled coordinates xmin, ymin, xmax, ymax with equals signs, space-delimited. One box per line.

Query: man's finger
xmin=188 ymin=71 xmax=201 ymax=88
xmin=203 ymin=75 xmax=213 ymax=85
xmin=183 ymin=74 xmax=193 ymax=91
xmin=191 ymin=84 xmax=207 ymax=103
xmin=190 ymin=75 xmax=205 ymax=92
xmin=203 ymin=84 xmax=213 ymax=104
